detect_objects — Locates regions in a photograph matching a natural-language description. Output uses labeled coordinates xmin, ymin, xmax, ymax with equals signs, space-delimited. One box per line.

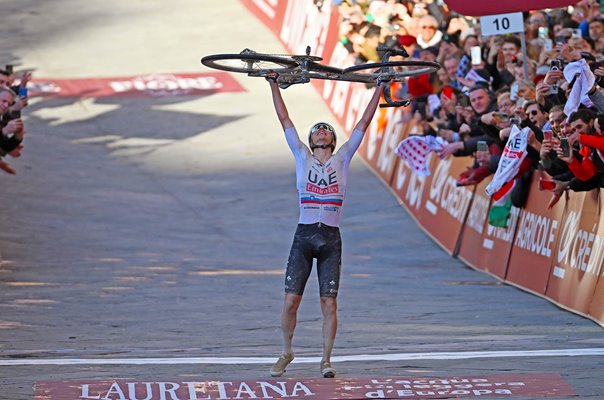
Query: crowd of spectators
xmin=0 ymin=65 xmax=30 ymax=175
xmin=333 ymin=0 xmax=604 ymax=214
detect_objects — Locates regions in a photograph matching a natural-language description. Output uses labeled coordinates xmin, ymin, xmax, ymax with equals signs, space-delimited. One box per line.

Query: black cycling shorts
xmin=285 ymin=223 xmax=342 ymax=297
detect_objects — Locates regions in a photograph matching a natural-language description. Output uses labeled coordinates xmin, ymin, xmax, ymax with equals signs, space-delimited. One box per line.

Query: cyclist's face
xmin=311 ymin=124 xmax=334 ymax=144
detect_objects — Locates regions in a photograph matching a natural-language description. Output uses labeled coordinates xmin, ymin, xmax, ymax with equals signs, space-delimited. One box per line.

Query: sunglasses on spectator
xmin=311 ymin=124 xmax=334 ymax=134
xmin=421 ymin=26 xmax=437 ymax=29
xmin=528 ymin=110 xmax=540 ymax=116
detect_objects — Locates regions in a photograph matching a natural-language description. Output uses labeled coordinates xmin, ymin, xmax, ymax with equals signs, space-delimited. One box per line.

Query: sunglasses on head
xmin=311 ymin=124 xmax=334 ymax=134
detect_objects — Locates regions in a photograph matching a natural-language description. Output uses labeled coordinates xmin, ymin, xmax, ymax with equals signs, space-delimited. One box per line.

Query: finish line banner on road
xmin=35 ymin=374 xmax=575 ymax=399
xmin=27 ymin=72 xmax=246 ymax=99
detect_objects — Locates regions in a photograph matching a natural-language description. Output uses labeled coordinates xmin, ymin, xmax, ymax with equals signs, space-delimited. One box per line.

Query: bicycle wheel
xmin=343 ymin=60 xmax=440 ymax=80
xmin=201 ymin=53 xmax=298 ymax=74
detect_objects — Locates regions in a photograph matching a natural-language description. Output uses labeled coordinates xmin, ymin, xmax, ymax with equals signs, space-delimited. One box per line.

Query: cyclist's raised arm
xmin=267 ymin=76 xmax=307 ymax=156
xmin=354 ymin=85 xmax=383 ymax=133
xmin=268 ymin=79 xmax=294 ymax=130
xmin=338 ymin=85 xmax=384 ymax=158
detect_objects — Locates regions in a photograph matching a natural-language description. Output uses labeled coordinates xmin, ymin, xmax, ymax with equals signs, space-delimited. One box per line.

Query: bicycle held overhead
xmin=201 ymin=46 xmax=441 ymax=108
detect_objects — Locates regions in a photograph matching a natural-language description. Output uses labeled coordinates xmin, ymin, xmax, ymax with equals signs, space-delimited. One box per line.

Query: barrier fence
xmin=241 ymin=0 xmax=604 ymax=327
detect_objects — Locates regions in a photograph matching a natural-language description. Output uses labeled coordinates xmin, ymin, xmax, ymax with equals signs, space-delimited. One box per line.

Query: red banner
xmin=27 ymin=72 xmax=246 ymax=99
xmin=588 ymin=190 xmax=604 ymax=322
xmin=358 ymin=107 xmax=409 ymax=186
xmin=458 ymin=177 xmax=522 ymax=279
xmin=546 ymin=190 xmax=601 ymax=314
xmin=445 ymin=0 xmax=579 ymax=17
xmin=35 ymin=374 xmax=575 ymax=399
xmin=505 ymin=173 xmax=566 ymax=294
xmin=405 ymin=156 xmax=475 ymax=254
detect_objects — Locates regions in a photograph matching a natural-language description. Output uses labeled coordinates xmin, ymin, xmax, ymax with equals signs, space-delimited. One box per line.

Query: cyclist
xmin=266 ymin=72 xmax=384 ymax=378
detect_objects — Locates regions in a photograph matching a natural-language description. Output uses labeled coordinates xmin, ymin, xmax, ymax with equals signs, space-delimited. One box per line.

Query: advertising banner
xmin=35 ymin=374 xmax=576 ymax=399
xmin=588 ymin=190 xmax=604 ymax=325
xmin=505 ymin=173 xmax=566 ymax=294
xmin=478 ymin=205 xmax=521 ymax=278
xmin=240 ymin=0 xmax=287 ymax=34
xmin=546 ymin=190 xmax=601 ymax=315
xmin=393 ymin=156 xmax=474 ymax=255
xmin=28 ymin=73 xmax=247 ymax=99
xmin=357 ymin=106 xmax=408 ymax=186
xmin=458 ymin=178 xmax=511 ymax=278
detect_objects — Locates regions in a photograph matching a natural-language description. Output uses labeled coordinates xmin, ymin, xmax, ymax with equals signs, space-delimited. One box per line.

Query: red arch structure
xmin=444 ymin=0 xmax=580 ymax=17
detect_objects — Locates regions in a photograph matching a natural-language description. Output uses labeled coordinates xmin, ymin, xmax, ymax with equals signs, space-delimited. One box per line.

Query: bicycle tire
xmin=343 ymin=60 xmax=441 ymax=79
xmin=201 ymin=53 xmax=298 ymax=74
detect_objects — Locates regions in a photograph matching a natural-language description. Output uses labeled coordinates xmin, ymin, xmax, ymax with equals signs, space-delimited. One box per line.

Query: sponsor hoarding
xmin=35 ymin=374 xmax=575 ymax=399
xmin=546 ymin=190 xmax=601 ymax=314
xmin=505 ymin=173 xmax=567 ymax=294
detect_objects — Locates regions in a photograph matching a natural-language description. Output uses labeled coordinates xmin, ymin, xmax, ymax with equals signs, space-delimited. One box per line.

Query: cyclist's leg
xmin=282 ymin=225 xmax=314 ymax=355
xmin=316 ymin=225 xmax=342 ymax=368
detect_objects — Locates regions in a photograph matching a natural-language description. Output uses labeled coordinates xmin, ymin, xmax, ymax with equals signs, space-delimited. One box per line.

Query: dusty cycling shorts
xmin=285 ymin=223 xmax=342 ymax=297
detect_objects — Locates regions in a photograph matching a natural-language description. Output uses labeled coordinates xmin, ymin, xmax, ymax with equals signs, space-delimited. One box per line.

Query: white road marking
xmin=2 ymin=348 xmax=604 ymax=366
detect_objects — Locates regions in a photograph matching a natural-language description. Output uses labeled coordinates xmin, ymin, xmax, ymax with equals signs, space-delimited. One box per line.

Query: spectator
xmin=417 ymin=15 xmax=442 ymax=49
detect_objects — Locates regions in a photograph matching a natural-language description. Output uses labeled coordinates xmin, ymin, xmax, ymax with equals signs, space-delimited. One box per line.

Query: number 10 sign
xmin=480 ymin=12 xmax=524 ymax=36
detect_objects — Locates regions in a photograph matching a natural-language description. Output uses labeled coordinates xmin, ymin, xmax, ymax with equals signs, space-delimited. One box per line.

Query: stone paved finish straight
xmin=0 ymin=1 xmax=603 ymax=399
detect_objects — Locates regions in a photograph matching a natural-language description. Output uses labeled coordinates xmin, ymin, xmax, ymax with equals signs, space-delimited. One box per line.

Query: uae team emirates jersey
xmin=284 ymin=127 xmax=364 ymax=227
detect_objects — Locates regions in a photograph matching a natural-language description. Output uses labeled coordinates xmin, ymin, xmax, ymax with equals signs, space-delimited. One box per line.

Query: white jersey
xmin=284 ymin=126 xmax=364 ymax=227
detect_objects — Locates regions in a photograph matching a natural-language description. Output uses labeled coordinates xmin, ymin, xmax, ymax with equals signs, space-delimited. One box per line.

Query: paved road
xmin=1 ymin=1 xmax=603 ymax=399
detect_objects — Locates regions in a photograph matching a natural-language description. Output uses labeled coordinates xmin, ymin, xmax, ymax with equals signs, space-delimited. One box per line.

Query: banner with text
xmin=28 ymin=72 xmax=245 ymax=99
xmin=588 ymin=189 xmax=604 ymax=323
xmin=546 ymin=190 xmax=601 ymax=315
xmin=35 ymin=374 xmax=576 ymax=399
xmin=505 ymin=174 xmax=566 ymax=294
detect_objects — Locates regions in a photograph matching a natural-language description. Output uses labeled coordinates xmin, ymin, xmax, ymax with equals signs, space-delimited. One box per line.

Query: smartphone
xmin=548 ymin=59 xmax=562 ymax=95
xmin=18 ymin=86 xmax=27 ymax=97
xmin=510 ymin=117 xmax=521 ymax=126
xmin=543 ymin=130 xmax=553 ymax=140
xmin=543 ymin=39 xmax=553 ymax=52
xmin=459 ymin=95 xmax=470 ymax=107
xmin=572 ymin=29 xmax=582 ymax=38
xmin=510 ymin=82 xmax=519 ymax=101
xmin=470 ymin=46 xmax=482 ymax=65
xmin=539 ymin=178 xmax=556 ymax=191
xmin=555 ymin=35 xmax=567 ymax=44
xmin=560 ymin=137 xmax=570 ymax=157
xmin=477 ymin=140 xmax=488 ymax=152
xmin=538 ymin=27 xmax=549 ymax=39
